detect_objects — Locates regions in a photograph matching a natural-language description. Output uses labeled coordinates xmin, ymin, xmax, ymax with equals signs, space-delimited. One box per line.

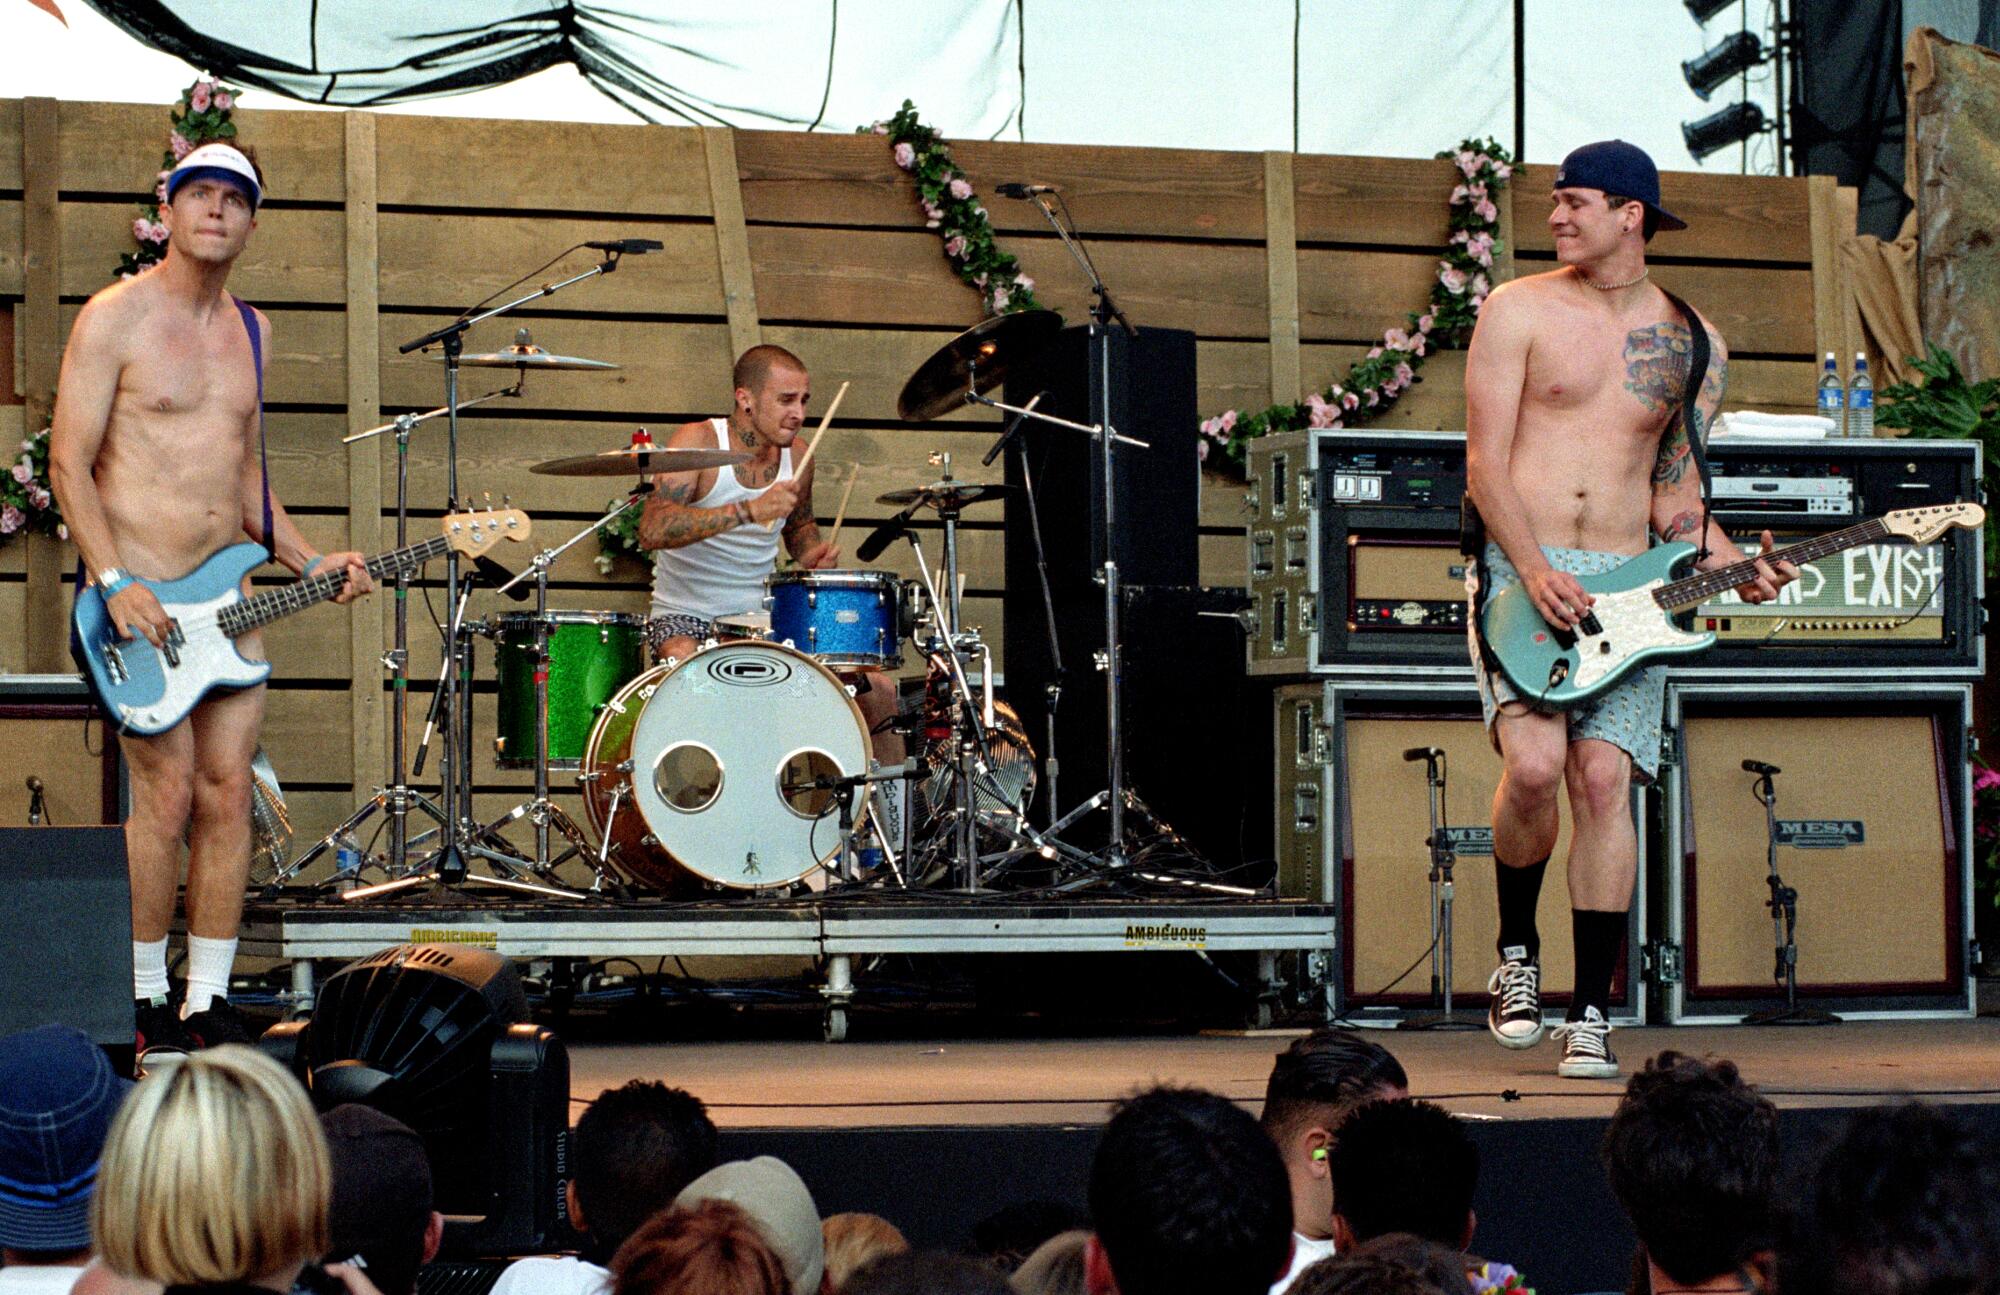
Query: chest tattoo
xmin=1622 ymin=322 xmax=1693 ymax=415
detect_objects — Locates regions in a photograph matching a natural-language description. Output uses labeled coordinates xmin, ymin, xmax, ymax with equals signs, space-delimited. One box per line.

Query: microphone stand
xmin=1740 ymin=760 xmax=1841 ymax=1026
xmin=1397 ymin=747 xmax=1480 ymax=1030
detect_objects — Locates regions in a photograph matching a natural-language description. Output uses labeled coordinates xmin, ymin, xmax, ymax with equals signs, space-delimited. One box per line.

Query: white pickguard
xmin=116 ymin=588 xmax=269 ymax=732
xmin=1567 ymin=581 xmax=1708 ymax=692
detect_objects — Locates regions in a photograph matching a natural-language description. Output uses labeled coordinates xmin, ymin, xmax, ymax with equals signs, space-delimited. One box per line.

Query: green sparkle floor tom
xmin=492 ymin=610 xmax=645 ymax=770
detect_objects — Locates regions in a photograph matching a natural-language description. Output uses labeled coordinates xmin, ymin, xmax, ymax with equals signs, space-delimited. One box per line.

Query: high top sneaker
xmin=1486 ymin=946 xmax=1544 ymax=1049
xmin=134 ymin=995 xmax=195 ymax=1056
xmin=1552 ymin=1005 xmax=1620 ymax=1079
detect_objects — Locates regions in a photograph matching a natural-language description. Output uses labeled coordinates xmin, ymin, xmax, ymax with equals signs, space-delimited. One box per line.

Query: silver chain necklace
xmin=1580 ymin=267 xmax=1650 ymax=291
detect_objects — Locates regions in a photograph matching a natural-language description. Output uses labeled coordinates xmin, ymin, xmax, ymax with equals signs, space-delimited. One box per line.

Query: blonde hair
xmin=820 ymin=1213 xmax=909 ymax=1292
xmin=92 ymin=1045 xmax=331 ymax=1285
xmin=1011 ymin=1229 xmax=1091 ymax=1295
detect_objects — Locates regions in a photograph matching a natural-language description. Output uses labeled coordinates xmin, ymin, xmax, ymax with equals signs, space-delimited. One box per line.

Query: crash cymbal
xmin=896 ymin=310 xmax=1064 ymax=422
xmin=531 ymin=445 xmax=752 ymax=476
xmin=437 ymin=329 xmax=620 ymax=371
xmin=876 ymin=481 xmax=1016 ymax=511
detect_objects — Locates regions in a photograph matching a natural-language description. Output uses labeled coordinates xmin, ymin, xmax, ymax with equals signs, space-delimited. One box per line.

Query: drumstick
xmin=769 ymin=380 xmax=849 ymax=531
xmin=824 ymin=467 xmax=861 ymax=555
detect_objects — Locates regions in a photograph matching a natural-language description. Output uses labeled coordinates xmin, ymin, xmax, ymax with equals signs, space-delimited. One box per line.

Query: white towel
xmin=1712 ymin=410 xmax=1833 ymax=438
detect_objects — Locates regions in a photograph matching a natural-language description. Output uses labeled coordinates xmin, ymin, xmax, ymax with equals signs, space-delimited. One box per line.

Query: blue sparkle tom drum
xmin=766 ymin=569 xmax=905 ymax=670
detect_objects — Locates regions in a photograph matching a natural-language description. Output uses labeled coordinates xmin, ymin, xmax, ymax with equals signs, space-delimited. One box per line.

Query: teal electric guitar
xmin=1480 ymin=503 xmax=1984 ymax=707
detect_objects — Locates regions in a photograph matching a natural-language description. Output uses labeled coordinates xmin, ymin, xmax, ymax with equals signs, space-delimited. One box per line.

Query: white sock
xmin=134 ymin=938 xmax=170 ymax=1002
xmin=180 ymin=935 xmax=238 ymax=1017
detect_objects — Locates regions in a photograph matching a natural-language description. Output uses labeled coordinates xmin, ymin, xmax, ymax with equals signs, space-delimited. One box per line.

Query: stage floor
xmin=570 ymin=1014 xmax=2000 ymax=1128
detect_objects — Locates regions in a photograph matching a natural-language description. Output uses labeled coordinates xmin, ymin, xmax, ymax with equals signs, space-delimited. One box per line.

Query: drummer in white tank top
xmin=636 ymin=345 xmax=905 ymax=768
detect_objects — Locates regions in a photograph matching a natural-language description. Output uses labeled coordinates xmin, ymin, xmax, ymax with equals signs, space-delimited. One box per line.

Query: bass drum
xmin=579 ymin=640 xmax=872 ymax=893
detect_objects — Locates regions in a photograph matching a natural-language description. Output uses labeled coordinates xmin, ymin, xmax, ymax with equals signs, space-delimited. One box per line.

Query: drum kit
xmin=278 ymin=226 xmax=1234 ymax=906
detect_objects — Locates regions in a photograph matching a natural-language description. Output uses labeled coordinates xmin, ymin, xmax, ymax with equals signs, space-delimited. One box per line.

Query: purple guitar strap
xmin=232 ymin=294 xmax=276 ymax=557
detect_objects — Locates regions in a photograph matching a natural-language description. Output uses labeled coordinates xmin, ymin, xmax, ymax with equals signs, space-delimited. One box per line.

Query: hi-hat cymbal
xmin=442 ymin=344 xmax=621 ymax=371
xmin=531 ymin=445 xmax=752 ymax=476
xmin=876 ymin=482 xmax=1016 ymax=511
xmin=896 ymin=310 xmax=1064 ymax=421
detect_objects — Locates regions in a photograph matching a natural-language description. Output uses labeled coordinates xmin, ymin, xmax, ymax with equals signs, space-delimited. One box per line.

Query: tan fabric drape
xmin=1844 ymin=211 xmax=1923 ymax=388
xmin=1908 ymin=26 xmax=2000 ymax=383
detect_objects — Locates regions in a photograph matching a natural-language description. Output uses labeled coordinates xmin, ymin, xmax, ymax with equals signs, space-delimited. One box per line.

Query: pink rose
xmin=1395 ymin=362 xmax=1415 ymax=385
xmin=133 ymin=217 xmax=154 ymax=242
xmin=989 ymin=287 xmax=1010 ymax=311
xmin=214 ymin=91 xmax=234 ymax=112
xmin=149 ymin=220 xmax=169 ymax=243
xmin=1493 ymin=162 xmax=1513 ymax=181
xmin=1450 ymin=184 xmax=1471 ymax=204
xmin=973 ymin=272 xmax=989 ymax=288
xmin=944 ymin=235 xmax=968 ymax=258
xmin=1219 ymin=409 xmax=1238 ymax=434
xmin=1015 ymin=274 xmax=1034 ymax=294
xmin=1306 ymin=393 xmax=1336 ymax=429
xmin=1417 ymin=312 xmax=1434 ymax=332
xmin=170 ymin=132 xmax=193 ymax=160
xmin=28 ymin=486 xmax=50 ymax=509
xmin=1472 ymin=273 xmax=1491 ymax=297
xmin=154 ymin=170 xmax=170 ymax=203
xmin=11 ymin=462 xmax=33 ymax=485
xmin=1410 ymin=331 xmax=1427 ymax=357
xmin=1439 ymin=266 xmax=1469 ymax=294
xmin=1365 ymin=390 xmax=1380 ymax=407
xmin=1456 ymin=150 xmax=1479 ymax=178
xmin=1368 ymin=346 xmax=1384 ymax=359
xmin=1974 ymin=766 xmax=2000 ymax=791
xmin=872 ymin=122 xmax=889 ymax=135
xmin=0 ymin=506 xmax=22 ymax=535
xmin=56 ymin=523 xmax=68 ymax=541
xmin=1340 ymin=392 xmax=1360 ymax=411
xmin=949 ymin=177 xmax=973 ymax=201
xmin=1384 ymin=328 xmax=1410 ymax=351
xmin=189 ymin=82 xmax=211 ymax=113
xmin=1197 ymin=439 xmax=1210 ymax=462
xmin=1475 ymin=197 xmax=1499 ymax=223
xmin=893 ymin=142 xmax=916 ymax=170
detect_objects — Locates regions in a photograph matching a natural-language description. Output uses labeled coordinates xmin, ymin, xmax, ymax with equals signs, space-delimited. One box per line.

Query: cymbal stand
xmin=268 ymin=382 xmax=519 ymax=890
xmin=475 ymin=489 xmax=653 ymax=895
xmin=377 ymin=247 xmax=629 ymax=894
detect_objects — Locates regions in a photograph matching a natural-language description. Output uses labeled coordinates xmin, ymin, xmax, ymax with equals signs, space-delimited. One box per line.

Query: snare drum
xmin=578 ymin=639 xmax=872 ymax=892
xmin=492 ymin=610 xmax=645 ymax=770
xmin=767 ymin=569 xmax=906 ymax=669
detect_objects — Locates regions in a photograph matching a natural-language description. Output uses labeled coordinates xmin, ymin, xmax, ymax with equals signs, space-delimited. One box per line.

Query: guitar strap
xmin=232 ymin=294 xmax=276 ymax=557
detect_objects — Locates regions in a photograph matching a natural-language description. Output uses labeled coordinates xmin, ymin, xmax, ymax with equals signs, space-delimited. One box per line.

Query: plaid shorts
xmin=645 ymin=612 xmax=715 ymax=662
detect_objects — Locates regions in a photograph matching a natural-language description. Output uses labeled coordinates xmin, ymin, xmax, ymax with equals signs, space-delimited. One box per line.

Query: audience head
xmin=1778 ymin=1099 xmax=2000 ymax=1295
xmin=677 ymin=1156 xmax=825 ymax=1295
xmin=611 ymin=1199 xmax=788 ymax=1295
xmin=1327 ymin=1099 xmax=1477 ymax=1251
xmin=821 ymin=1213 xmax=908 ymax=1293
xmin=1086 ymin=1085 xmax=1292 ymax=1295
xmin=1602 ymin=1051 xmax=1778 ymax=1290
xmin=0 ymin=1025 xmax=132 ymax=1262
xmin=842 ymin=1251 xmax=1013 ymax=1295
xmin=1288 ymin=1236 xmax=1472 ymax=1295
xmin=571 ymin=1080 xmax=719 ymax=1262
xmin=91 ymin=1045 xmax=330 ymax=1286
xmin=321 ymin=1103 xmax=441 ymax=1295
xmin=1010 ymin=1229 xmax=1090 ymax=1295
xmin=971 ymin=1200 xmax=1089 ymax=1273
xmin=1261 ymin=1031 xmax=1408 ymax=1238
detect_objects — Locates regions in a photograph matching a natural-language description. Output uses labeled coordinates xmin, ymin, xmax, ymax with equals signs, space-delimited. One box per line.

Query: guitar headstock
xmin=1881 ymin=502 xmax=1985 ymax=544
xmin=442 ymin=507 xmax=532 ymax=558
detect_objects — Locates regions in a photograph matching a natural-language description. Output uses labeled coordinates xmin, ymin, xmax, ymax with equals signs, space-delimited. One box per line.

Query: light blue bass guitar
xmin=74 ymin=508 xmax=529 ymax=735
xmin=1479 ymin=503 xmax=1983 ymax=707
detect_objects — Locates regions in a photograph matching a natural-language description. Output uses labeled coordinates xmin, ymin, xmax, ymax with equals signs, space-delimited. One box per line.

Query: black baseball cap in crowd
xmin=1554 ymin=140 xmax=1687 ymax=231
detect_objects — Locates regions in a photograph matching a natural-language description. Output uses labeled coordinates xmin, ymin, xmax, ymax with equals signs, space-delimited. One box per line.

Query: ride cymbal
xmin=531 ymin=445 xmax=752 ymax=476
xmin=896 ymin=310 xmax=1063 ymax=421
xmin=875 ymin=482 xmax=1016 ymax=511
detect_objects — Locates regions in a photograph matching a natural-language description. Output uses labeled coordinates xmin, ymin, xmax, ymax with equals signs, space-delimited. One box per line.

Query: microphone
xmin=995 ymin=183 xmax=1060 ymax=199
xmin=585 ymin=238 xmax=664 ymax=253
xmin=25 ymin=776 xmax=43 ymax=793
xmin=1403 ymin=746 xmax=1443 ymax=763
xmin=1742 ymin=759 xmax=1781 ymax=777
xmin=472 ymin=555 xmax=531 ymax=601
xmin=856 ymin=507 xmax=919 ymax=563
xmin=981 ymin=392 xmax=1045 ymax=467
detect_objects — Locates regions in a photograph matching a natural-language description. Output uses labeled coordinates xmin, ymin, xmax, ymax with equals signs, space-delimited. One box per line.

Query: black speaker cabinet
xmin=1659 ymin=681 xmax=1974 ymax=1021
xmin=0 ymin=677 xmax=123 ymax=825
xmin=0 ymin=826 xmax=133 ymax=1045
xmin=1275 ymin=678 xmax=1646 ymax=1024
xmin=1001 ymin=325 xmax=1198 ymax=824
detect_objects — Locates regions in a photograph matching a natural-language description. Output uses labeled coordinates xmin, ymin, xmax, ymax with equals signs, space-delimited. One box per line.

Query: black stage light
xmin=1683 ymin=100 xmax=1771 ymax=161
xmin=1685 ymin=0 xmax=1737 ymax=23
xmin=259 ymin=944 xmax=572 ymax=1259
xmin=1683 ymin=30 xmax=1767 ymax=99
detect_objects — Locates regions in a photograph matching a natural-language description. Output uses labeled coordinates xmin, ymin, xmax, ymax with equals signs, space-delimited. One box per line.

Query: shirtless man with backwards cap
xmin=49 ymin=142 xmax=374 ymax=1053
xmin=1463 ymin=139 xmax=1795 ymax=1078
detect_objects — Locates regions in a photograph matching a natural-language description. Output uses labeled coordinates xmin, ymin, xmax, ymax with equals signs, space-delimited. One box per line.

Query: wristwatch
xmin=98 ymin=567 xmax=135 ymax=596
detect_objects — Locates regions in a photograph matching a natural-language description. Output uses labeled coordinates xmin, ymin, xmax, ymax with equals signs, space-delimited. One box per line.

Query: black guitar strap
xmin=1658 ymin=287 xmax=1714 ymax=561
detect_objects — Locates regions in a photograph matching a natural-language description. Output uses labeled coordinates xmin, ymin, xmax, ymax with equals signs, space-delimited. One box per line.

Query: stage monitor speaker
xmin=1277 ymin=681 xmax=1644 ymax=1023
xmin=1660 ymin=683 xmax=1972 ymax=1022
xmin=1001 ymin=325 xmax=1198 ymax=824
xmin=0 ymin=826 xmax=133 ymax=1046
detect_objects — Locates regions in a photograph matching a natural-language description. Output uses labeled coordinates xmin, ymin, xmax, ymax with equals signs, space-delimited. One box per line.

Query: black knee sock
xmin=1569 ymin=909 xmax=1626 ymax=1021
xmin=1493 ymin=857 xmax=1549 ymax=963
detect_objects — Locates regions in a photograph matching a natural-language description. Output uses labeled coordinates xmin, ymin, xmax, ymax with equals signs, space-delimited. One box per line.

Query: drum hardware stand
xmin=987 ymin=394 xmax=1068 ymax=829
xmin=270 ymin=383 xmax=525 ymax=891
xmin=790 ymin=760 xmax=919 ymax=888
xmin=383 ymin=246 xmax=632 ymax=894
xmin=1396 ymin=747 xmax=1481 ymax=1031
xmin=1740 ymin=759 xmax=1841 ymax=1027
xmin=471 ymin=489 xmax=656 ymax=898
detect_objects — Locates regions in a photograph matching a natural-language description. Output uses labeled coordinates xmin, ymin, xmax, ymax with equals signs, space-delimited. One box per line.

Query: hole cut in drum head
xmin=655 ymin=742 xmax=723 ymax=813
xmin=778 ymin=749 xmax=842 ymax=819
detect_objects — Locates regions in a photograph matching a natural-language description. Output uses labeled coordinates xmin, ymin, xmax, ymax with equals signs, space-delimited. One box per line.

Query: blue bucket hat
xmin=1554 ymin=139 xmax=1687 ymax=232
xmin=0 ymin=1025 xmax=132 ymax=1251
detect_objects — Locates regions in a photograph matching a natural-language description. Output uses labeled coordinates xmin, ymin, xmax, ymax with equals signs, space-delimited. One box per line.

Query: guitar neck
xmin=218 ymin=536 xmax=453 ymax=636
xmin=1652 ymin=518 xmax=1892 ymax=611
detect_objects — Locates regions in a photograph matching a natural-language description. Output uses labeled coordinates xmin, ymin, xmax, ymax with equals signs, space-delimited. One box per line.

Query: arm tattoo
xmin=637 ymin=477 xmax=730 ymax=550
xmin=1656 ymin=509 xmax=1703 ymax=542
xmin=782 ymin=474 xmax=820 ymax=556
xmin=1622 ymin=323 xmax=1692 ymax=415
xmin=1648 ymin=323 xmax=1728 ymax=494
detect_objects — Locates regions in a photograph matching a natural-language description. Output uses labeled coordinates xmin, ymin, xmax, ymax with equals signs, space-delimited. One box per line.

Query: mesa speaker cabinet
xmin=1276 ymin=677 xmax=1647 ymax=1025
xmin=1658 ymin=681 xmax=1974 ymax=1023
xmin=0 ymin=676 xmax=123 ymax=825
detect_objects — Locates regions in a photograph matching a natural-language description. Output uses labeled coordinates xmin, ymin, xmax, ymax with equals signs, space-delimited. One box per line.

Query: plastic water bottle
xmin=332 ymin=832 xmax=366 ymax=889
xmin=1847 ymin=352 xmax=1874 ymax=440
xmin=1817 ymin=352 xmax=1846 ymax=437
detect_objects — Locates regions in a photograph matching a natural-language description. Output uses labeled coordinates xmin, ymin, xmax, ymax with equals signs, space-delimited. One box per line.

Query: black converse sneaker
xmin=1552 ymin=1005 xmax=1620 ymax=1079
xmin=134 ymin=995 xmax=195 ymax=1055
xmin=1486 ymin=946 xmax=1545 ymax=1049
xmin=181 ymin=998 xmax=253 ymax=1048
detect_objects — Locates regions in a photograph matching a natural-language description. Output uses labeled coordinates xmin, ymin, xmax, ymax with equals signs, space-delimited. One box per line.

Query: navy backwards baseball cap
xmin=0 ymin=1025 xmax=133 ymax=1251
xmin=1554 ymin=139 xmax=1686 ymax=232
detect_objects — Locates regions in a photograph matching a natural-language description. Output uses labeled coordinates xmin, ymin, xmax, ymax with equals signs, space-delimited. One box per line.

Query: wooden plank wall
xmin=2 ymin=97 xmax=1841 ymax=854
